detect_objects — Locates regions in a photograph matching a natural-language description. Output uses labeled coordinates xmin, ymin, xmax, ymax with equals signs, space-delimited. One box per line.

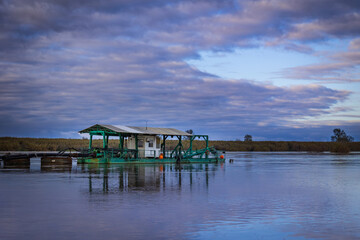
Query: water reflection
xmin=2 ymin=159 xmax=30 ymax=170
xmin=330 ymin=158 xmax=358 ymax=165
xmin=41 ymin=164 xmax=74 ymax=172
xmin=80 ymin=164 xmax=223 ymax=194
xmin=1 ymin=153 xmax=360 ymax=240
xmin=2 ymin=164 xmax=30 ymax=170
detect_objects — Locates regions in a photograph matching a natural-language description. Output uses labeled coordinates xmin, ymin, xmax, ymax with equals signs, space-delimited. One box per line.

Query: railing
xmin=85 ymin=147 xmax=222 ymax=160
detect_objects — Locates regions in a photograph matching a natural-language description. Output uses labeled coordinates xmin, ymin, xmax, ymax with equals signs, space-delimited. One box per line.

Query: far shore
xmin=1 ymin=137 xmax=359 ymax=153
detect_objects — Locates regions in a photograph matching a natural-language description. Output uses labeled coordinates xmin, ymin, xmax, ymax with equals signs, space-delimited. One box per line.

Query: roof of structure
xmin=79 ymin=124 xmax=192 ymax=136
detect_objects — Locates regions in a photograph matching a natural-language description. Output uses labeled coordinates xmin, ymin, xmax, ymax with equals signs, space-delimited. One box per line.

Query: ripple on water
xmin=0 ymin=152 xmax=360 ymax=240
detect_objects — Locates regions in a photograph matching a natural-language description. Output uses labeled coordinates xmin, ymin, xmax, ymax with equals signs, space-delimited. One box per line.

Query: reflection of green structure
xmin=83 ymin=164 xmax=221 ymax=193
xmin=78 ymin=124 xmax=225 ymax=164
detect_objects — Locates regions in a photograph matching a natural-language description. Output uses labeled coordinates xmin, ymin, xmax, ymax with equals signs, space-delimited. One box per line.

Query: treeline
xmin=166 ymin=140 xmax=360 ymax=153
xmin=206 ymin=140 xmax=360 ymax=152
xmin=0 ymin=137 xmax=113 ymax=151
xmin=0 ymin=137 xmax=359 ymax=152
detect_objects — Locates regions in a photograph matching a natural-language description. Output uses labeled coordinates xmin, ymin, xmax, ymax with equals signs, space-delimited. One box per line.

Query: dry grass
xmin=1 ymin=137 xmax=359 ymax=152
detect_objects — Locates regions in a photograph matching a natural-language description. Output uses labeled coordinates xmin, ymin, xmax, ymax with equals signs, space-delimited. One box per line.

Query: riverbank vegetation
xmin=0 ymin=137 xmax=359 ymax=153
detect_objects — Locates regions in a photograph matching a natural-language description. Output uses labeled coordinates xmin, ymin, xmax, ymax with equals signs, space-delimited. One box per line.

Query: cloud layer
xmin=0 ymin=0 xmax=359 ymax=140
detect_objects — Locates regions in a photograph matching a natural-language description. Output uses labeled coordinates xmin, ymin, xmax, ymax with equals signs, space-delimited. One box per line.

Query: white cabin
xmin=128 ymin=135 xmax=161 ymax=158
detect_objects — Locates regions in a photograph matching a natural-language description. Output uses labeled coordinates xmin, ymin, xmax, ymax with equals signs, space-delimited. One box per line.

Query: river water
xmin=0 ymin=152 xmax=359 ymax=240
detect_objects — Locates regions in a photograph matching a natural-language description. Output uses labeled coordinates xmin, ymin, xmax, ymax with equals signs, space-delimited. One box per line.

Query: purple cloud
xmin=282 ymin=39 xmax=360 ymax=82
xmin=0 ymin=0 xmax=359 ymax=140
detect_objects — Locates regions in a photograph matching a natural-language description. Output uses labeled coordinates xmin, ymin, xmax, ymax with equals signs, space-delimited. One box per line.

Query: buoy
xmin=220 ymin=155 xmax=224 ymax=159
xmin=159 ymin=154 xmax=163 ymax=159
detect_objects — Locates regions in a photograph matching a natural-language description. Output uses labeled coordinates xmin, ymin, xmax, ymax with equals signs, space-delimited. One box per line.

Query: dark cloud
xmin=285 ymin=13 xmax=360 ymax=41
xmin=2 ymin=0 xmax=359 ymax=52
xmin=0 ymin=51 xmax=352 ymax=139
xmin=0 ymin=0 xmax=359 ymax=140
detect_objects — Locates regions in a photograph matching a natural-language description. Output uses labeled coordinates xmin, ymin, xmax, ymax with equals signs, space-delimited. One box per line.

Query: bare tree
xmin=244 ymin=134 xmax=252 ymax=142
xmin=331 ymin=128 xmax=354 ymax=142
xmin=185 ymin=129 xmax=193 ymax=140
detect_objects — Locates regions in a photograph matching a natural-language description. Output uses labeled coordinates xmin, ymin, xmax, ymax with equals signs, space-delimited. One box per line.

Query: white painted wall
xmin=128 ymin=135 xmax=161 ymax=158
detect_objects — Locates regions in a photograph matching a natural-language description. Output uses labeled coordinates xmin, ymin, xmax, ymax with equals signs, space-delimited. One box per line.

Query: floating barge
xmin=78 ymin=124 xmax=225 ymax=164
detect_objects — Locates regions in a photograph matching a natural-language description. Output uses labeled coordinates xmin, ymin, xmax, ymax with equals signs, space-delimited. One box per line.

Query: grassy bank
xmin=0 ymin=137 xmax=359 ymax=153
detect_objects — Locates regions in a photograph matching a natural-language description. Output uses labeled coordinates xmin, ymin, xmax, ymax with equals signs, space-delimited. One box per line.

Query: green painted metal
xmin=170 ymin=139 xmax=182 ymax=158
xmin=119 ymin=134 xmax=124 ymax=151
xmin=135 ymin=134 xmax=138 ymax=159
xmin=78 ymin=130 xmax=225 ymax=164
xmin=162 ymin=135 xmax=167 ymax=157
xmin=89 ymin=130 xmax=118 ymax=136
xmin=178 ymin=135 xmax=182 ymax=159
xmin=205 ymin=136 xmax=208 ymax=160
xmin=102 ymin=132 xmax=106 ymax=149
xmin=77 ymin=157 xmax=221 ymax=164
xmin=89 ymin=133 xmax=93 ymax=149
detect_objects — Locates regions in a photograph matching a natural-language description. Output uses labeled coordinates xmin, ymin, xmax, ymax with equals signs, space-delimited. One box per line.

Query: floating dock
xmin=1 ymin=124 xmax=225 ymax=165
xmin=77 ymin=124 xmax=225 ymax=164
xmin=1 ymin=150 xmax=87 ymax=166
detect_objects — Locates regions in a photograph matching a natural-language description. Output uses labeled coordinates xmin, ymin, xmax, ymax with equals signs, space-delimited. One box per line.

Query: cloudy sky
xmin=0 ymin=0 xmax=359 ymax=140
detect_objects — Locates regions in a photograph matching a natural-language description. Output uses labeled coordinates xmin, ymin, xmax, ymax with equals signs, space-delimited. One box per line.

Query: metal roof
xmin=79 ymin=124 xmax=192 ymax=136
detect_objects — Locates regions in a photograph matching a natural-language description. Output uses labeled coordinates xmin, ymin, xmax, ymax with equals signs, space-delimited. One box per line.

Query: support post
xmin=205 ymin=135 xmax=208 ymax=159
xmin=163 ymin=135 xmax=167 ymax=158
xmin=119 ymin=134 xmax=123 ymax=151
xmin=189 ymin=135 xmax=194 ymax=153
xmin=135 ymin=134 xmax=138 ymax=159
xmin=102 ymin=132 xmax=106 ymax=149
xmin=89 ymin=133 xmax=93 ymax=150
xmin=178 ymin=136 xmax=182 ymax=157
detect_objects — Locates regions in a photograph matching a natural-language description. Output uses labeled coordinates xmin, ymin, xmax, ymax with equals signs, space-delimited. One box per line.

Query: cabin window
xmin=138 ymin=139 xmax=144 ymax=148
xmin=148 ymin=140 xmax=154 ymax=148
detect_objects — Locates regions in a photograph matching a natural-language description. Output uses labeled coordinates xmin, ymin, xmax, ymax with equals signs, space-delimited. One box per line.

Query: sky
xmin=0 ymin=0 xmax=359 ymax=141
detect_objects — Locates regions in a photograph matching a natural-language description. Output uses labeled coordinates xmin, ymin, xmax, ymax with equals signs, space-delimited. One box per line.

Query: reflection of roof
xmin=79 ymin=124 xmax=192 ymax=136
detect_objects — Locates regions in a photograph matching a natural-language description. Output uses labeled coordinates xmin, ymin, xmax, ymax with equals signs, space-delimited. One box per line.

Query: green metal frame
xmin=80 ymin=129 xmax=224 ymax=164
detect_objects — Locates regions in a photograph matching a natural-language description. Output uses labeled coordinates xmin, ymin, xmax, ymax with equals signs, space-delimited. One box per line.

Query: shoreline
xmin=1 ymin=137 xmax=359 ymax=153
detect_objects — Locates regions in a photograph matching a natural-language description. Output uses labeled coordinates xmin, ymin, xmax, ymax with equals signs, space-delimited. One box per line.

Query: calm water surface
xmin=0 ymin=152 xmax=360 ymax=240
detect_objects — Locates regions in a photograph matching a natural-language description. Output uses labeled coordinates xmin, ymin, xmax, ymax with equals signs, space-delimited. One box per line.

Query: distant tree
xmin=185 ymin=129 xmax=193 ymax=140
xmin=331 ymin=128 xmax=354 ymax=142
xmin=244 ymin=134 xmax=253 ymax=142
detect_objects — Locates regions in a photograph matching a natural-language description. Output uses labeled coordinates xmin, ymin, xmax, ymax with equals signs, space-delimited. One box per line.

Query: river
xmin=0 ymin=152 xmax=359 ymax=239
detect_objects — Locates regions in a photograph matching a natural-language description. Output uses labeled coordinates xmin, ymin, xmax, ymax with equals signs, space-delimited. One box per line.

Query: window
xmin=148 ymin=140 xmax=153 ymax=148
xmin=138 ymin=139 xmax=144 ymax=148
